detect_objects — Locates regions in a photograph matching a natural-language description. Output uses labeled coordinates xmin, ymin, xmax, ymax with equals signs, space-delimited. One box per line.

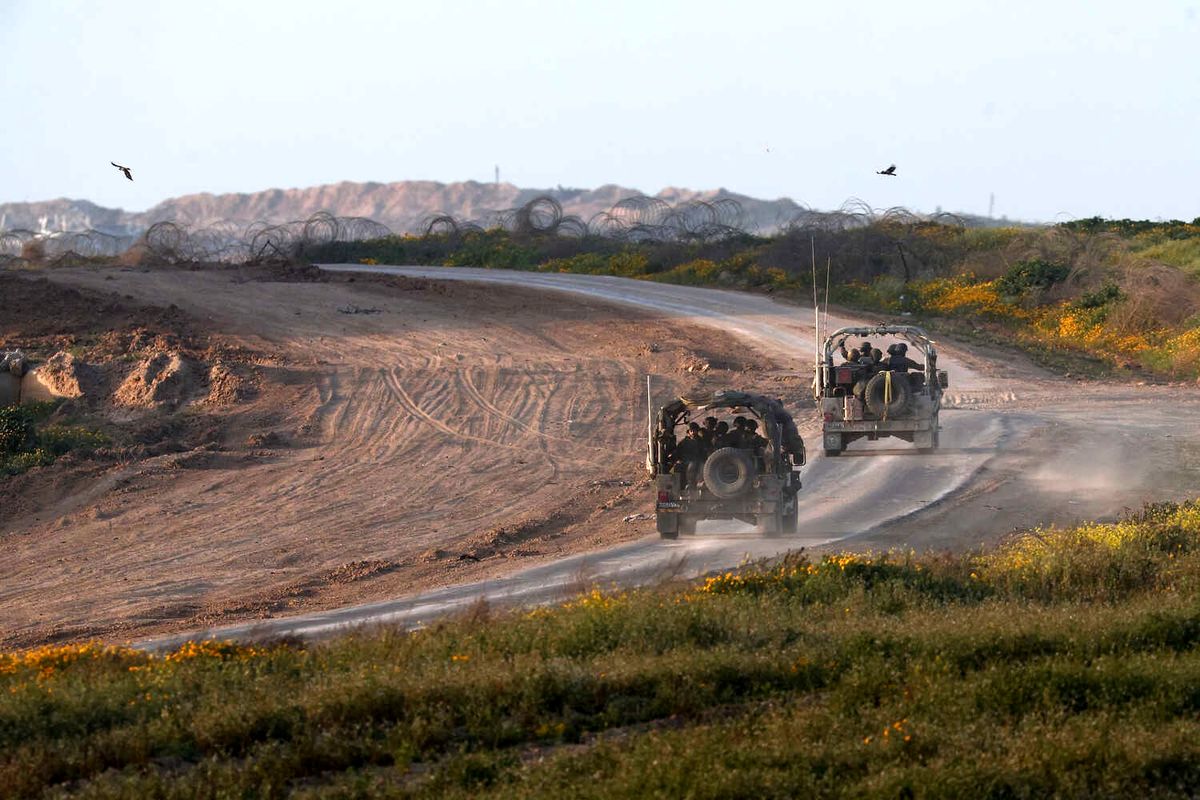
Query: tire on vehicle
xmin=780 ymin=494 xmax=798 ymax=534
xmin=702 ymin=447 xmax=756 ymax=499
xmin=864 ymin=371 xmax=913 ymax=418
xmin=656 ymin=513 xmax=678 ymax=539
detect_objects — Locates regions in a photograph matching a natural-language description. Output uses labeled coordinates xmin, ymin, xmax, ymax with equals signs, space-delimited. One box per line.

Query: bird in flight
xmin=876 ymin=164 xmax=897 ymax=176
xmin=111 ymin=162 xmax=133 ymax=181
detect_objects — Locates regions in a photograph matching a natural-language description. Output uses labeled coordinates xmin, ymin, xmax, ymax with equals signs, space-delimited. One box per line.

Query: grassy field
xmin=313 ymin=217 xmax=1200 ymax=381
xmin=5 ymin=501 xmax=1200 ymax=797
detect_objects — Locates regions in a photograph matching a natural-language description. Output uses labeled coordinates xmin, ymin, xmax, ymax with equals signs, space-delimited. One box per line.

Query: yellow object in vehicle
xmin=882 ymin=371 xmax=892 ymax=420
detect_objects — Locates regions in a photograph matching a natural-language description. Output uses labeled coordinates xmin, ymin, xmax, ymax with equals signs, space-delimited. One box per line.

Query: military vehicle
xmin=648 ymin=390 xmax=805 ymax=539
xmin=816 ymin=324 xmax=948 ymax=456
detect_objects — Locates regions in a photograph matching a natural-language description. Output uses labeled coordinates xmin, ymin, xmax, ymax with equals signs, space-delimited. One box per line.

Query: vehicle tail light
xmin=823 ymin=412 xmax=835 ymax=422
xmin=657 ymin=491 xmax=670 ymax=503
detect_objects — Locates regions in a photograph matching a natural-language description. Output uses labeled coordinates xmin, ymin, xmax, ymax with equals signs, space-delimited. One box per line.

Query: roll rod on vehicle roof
xmin=816 ymin=324 xmax=949 ymax=456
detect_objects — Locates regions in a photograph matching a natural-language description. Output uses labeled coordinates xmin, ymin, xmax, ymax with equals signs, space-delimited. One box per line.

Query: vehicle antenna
xmin=646 ymin=374 xmax=654 ymax=473
xmin=811 ymin=236 xmax=820 ymax=376
xmin=823 ymin=255 xmax=832 ymax=337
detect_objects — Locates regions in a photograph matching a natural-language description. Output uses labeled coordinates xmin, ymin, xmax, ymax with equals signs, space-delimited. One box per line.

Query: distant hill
xmin=0 ymin=198 xmax=136 ymax=237
xmin=0 ymin=181 xmax=810 ymax=238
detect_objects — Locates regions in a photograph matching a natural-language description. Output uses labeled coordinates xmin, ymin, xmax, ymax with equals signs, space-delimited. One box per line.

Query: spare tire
xmin=864 ymin=371 xmax=913 ymax=417
xmin=702 ymin=447 xmax=756 ymax=499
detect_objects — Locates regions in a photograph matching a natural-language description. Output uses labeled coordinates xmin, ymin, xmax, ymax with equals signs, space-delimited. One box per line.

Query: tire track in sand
xmin=381 ymin=367 xmax=553 ymax=460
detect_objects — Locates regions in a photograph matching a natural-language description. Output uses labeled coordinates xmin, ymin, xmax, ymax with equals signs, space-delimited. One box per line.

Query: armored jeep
xmin=816 ymin=325 xmax=948 ymax=456
xmin=648 ymin=390 xmax=805 ymax=539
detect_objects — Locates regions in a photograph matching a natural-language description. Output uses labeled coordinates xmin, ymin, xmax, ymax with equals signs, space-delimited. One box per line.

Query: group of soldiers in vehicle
xmin=839 ymin=338 xmax=924 ymax=374
xmin=663 ymin=415 xmax=768 ymax=487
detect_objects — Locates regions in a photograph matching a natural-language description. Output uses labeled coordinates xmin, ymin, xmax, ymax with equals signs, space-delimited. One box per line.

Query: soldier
xmin=883 ymin=342 xmax=924 ymax=373
xmin=744 ymin=419 xmax=768 ymax=450
xmin=770 ymin=404 xmax=807 ymax=465
xmin=672 ymin=423 xmax=706 ymax=488
xmin=729 ymin=416 xmax=749 ymax=447
xmin=713 ymin=420 xmax=731 ymax=447
xmin=700 ymin=416 xmax=719 ymax=450
xmin=840 ymin=339 xmax=875 ymax=363
xmin=847 ymin=341 xmax=880 ymax=397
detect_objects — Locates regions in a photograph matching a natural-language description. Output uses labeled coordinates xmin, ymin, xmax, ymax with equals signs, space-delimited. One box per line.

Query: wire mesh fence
xmin=0 ymin=196 xmax=965 ymax=270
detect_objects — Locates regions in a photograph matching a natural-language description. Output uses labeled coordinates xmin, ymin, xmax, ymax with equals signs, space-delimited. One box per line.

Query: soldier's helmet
xmin=745 ymin=419 xmax=759 ymax=431
xmin=859 ymin=340 xmax=873 ymax=352
xmin=704 ymin=416 xmax=718 ymax=427
xmin=733 ymin=416 xmax=748 ymax=428
xmin=687 ymin=422 xmax=701 ymax=433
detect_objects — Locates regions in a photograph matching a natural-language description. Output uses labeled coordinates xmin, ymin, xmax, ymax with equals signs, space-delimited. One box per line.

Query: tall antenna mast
xmin=824 ymin=255 xmax=832 ymax=336
xmin=645 ymin=375 xmax=654 ymax=473
xmin=811 ymin=236 xmax=820 ymax=377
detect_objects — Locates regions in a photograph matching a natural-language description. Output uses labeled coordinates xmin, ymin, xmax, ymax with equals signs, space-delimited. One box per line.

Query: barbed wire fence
xmin=0 ymin=195 xmax=964 ymax=273
xmin=773 ymin=198 xmax=967 ymax=282
xmin=0 ymin=228 xmax=135 ymax=267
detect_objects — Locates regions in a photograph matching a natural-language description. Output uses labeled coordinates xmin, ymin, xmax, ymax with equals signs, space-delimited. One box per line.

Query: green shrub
xmin=608 ymin=251 xmax=650 ymax=278
xmin=0 ymin=406 xmax=37 ymax=455
xmin=1 ymin=448 xmax=55 ymax=475
xmin=995 ymin=258 xmax=1071 ymax=297
xmin=0 ymin=402 xmax=107 ymax=476
xmin=1061 ymin=282 xmax=1126 ymax=327
xmin=540 ymin=252 xmax=611 ymax=275
xmin=443 ymin=233 xmax=541 ymax=269
xmin=1074 ymin=282 xmax=1124 ymax=310
xmin=648 ymin=258 xmax=722 ymax=286
xmin=38 ymin=424 xmax=109 ymax=456
xmin=1060 ymin=216 xmax=1200 ymax=238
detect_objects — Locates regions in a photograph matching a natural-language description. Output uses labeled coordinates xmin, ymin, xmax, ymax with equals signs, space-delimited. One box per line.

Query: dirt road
xmin=142 ymin=264 xmax=1200 ymax=647
xmin=5 ymin=264 xmax=1198 ymax=648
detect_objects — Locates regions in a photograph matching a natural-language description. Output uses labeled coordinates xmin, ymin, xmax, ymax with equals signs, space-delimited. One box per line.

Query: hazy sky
xmin=2 ymin=0 xmax=1197 ymax=221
